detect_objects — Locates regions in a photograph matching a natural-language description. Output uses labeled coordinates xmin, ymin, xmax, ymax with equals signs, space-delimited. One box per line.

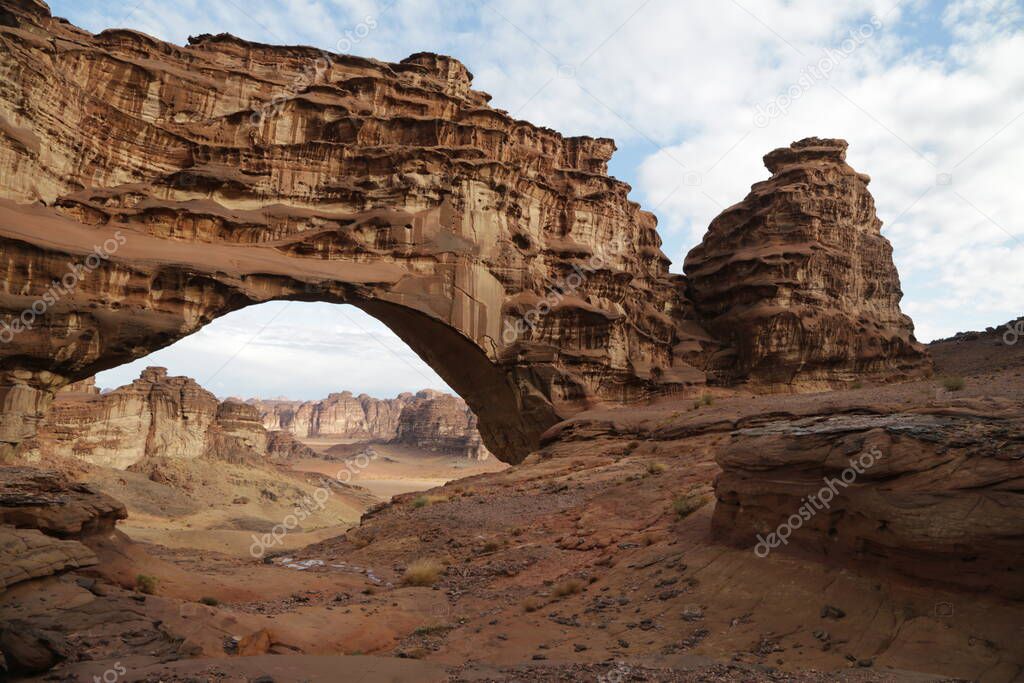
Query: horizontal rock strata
xmin=684 ymin=138 xmax=930 ymax=389
xmin=0 ymin=465 xmax=125 ymax=593
xmin=254 ymin=389 xmax=489 ymax=458
xmin=0 ymin=0 xmax=708 ymax=462
xmin=711 ymin=405 xmax=1024 ymax=598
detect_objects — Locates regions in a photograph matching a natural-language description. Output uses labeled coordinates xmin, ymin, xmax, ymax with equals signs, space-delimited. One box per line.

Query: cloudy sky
xmin=49 ymin=0 xmax=1023 ymax=398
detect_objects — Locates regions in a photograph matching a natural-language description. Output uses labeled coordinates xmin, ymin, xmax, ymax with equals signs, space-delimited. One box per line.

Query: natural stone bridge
xmin=0 ymin=0 xmax=928 ymax=462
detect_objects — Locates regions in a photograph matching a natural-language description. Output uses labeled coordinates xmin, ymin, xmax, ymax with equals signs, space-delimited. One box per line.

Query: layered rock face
xmin=26 ymin=367 xmax=218 ymax=469
xmin=0 ymin=1 xmax=705 ymax=462
xmin=712 ymin=405 xmax=1024 ymax=599
xmin=204 ymin=400 xmax=269 ymax=463
xmin=26 ymin=367 xmax=282 ymax=467
xmin=254 ymin=389 xmax=488 ymax=458
xmin=29 ymin=367 xmax=488 ymax=464
xmin=684 ymin=138 xmax=930 ymax=389
xmin=255 ymin=392 xmax=406 ymax=441
xmin=393 ymin=390 xmax=488 ymax=458
xmin=0 ymin=466 xmax=126 ymax=594
xmin=0 ymin=5 xmax=931 ymax=462
xmin=264 ymin=429 xmax=318 ymax=461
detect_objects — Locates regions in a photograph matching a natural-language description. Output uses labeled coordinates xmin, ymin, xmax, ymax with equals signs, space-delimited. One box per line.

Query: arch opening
xmin=23 ymin=301 xmax=509 ymax=555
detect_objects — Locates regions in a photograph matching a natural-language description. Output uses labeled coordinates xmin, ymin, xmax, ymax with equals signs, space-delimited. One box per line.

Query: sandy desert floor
xmin=67 ymin=442 xmax=505 ymax=558
xmin=290 ymin=441 xmax=506 ymax=499
xmin=3 ymin=329 xmax=1022 ymax=682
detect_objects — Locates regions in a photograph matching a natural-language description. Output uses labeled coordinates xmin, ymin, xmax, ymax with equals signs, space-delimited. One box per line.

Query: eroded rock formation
xmin=254 ymin=389 xmax=489 ymax=458
xmin=393 ymin=390 xmax=489 ymax=458
xmin=24 ymin=367 xmax=287 ymax=467
xmin=24 ymin=367 xmax=219 ymax=469
xmin=712 ymin=404 xmax=1024 ymax=599
xmin=254 ymin=392 xmax=407 ymax=442
xmin=0 ymin=5 xmax=930 ymax=463
xmin=0 ymin=466 xmax=125 ymax=594
xmin=684 ymin=138 xmax=929 ymax=389
xmin=0 ymin=0 xmax=706 ymax=463
xmin=27 ymin=367 xmax=487 ymax=465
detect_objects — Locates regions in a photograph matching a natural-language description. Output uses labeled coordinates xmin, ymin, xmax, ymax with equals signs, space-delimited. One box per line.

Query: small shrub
xmin=481 ymin=540 xmax=501 ymax=554
xmin=199 ymin=596 xmax=219 ymax=606
xmin=403 ymin=558 xmax=444 ymax=586
xmin=673 ymin=492 xmax=709 ymax=519
xmin=642 ymin=533 xmax=660 ymax=546
xmin=135 ymin=574 xmax=158 ymax=595
xmin=851 ymin=380 xmax=863 ymax=390
xmin=552 ymin=578 xmax=583 ymax=598
xmin=522 ymin=596 xmax=545 ymax=612
xmin=941 ymin=376 xmax=965 ymax=392
xmin=646 ymin=462 xmax=666 ymax=475
xmin=412 ymin=494 xmax=448 ymax=509
xmin=413 ymin=624 xmax=453 ymax=636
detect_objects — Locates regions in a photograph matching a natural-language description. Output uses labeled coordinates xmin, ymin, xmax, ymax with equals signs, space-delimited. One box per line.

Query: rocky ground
xmin=1 ymin=328 xmax=1020 ymax=681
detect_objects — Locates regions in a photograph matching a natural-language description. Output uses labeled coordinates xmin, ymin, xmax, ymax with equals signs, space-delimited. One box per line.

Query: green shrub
xmin=552 ymin=578 xmax=583 ymax=597
xmin=135 ymin=574 xmax=158 ymax=595
xmin=403 ymin=558 xmax=443 ymax=586
xmin=941 ymin=376 xmax=965 ymax=391
xmin=673 ymin=493 xmax=708 ymax=519
xmin=412 ymin=494 xmax=448 ymax=508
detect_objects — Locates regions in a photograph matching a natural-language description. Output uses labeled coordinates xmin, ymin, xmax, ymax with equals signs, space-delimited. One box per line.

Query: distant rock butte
xmin=26 ymin=367 xmax=489 ymax=467
xmin=684 ymin=138 xmax=929 ymax=389
xmin=252 ymin=389 xmax=489 ymax=458
xmin=0 ymin=3 xmax=929 ymax=463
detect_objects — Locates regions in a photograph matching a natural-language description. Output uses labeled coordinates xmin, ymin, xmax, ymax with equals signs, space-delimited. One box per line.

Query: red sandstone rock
xmin=0 ymin=0 xmax=701 ymax=462
xmin=0 ymin=466 xmax=126 ymax=536
xmin=711 ymin=404 xmax=1024 ymax=599
xmin=254 ymin=389 xmax=489 ymax=458
xmin=684 ymin=138 xmax=930 ymax=389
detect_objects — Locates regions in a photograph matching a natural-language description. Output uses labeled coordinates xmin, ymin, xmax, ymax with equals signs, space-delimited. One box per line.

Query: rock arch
xmin=0 ymin=3 xmax=931 ymax=463
xmin=0 ymin=2 xmax=701 ymax=462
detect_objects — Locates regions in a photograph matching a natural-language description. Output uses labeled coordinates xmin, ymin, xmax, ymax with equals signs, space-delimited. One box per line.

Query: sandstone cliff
xmin=683 ymin=138 xmax=930 ymax=389
xmin=25 ymin=367 xmax=290 ymax=468
xmin=0 ymin=465 xmax=126 ymax=595
xmin=392 ymin=390 xmax=488 ymax=458
xmin=253 ymin=389 xmax=489 ymax=458
xmin=255 ymin=392 xmax=406 ymax=442
xmin=0 ymin=0 xmax=708 ymax=463
xmin=712 ymin=403 xmax=1024 ymax=599
xmin=28 ymin=366 xmax=489 ymax=465
xmin=27 ymin=367 xmax=220 ymax=469
xmin=0 ymin=4 xmax=930 ymax=463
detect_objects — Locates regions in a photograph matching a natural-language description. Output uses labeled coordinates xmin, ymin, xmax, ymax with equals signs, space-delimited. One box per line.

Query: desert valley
xmin=0 ymin=1 xmax=1022 ymax=681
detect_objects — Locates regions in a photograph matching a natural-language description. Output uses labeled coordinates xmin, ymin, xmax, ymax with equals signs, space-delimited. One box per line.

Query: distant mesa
xmin=22 ymin=367 xmax=488 ymax=470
